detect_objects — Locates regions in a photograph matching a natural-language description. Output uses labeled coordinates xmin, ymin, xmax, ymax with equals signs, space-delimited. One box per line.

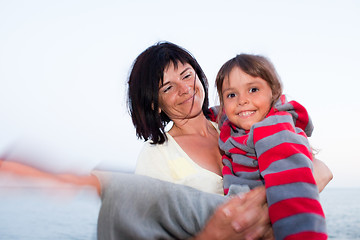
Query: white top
xmin=135 ymin=122 xmax=224 ymax=195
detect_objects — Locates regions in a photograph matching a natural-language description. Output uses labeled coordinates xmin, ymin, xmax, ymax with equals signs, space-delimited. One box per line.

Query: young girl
xmin=215 ymin=54 xmax=327 ymax=240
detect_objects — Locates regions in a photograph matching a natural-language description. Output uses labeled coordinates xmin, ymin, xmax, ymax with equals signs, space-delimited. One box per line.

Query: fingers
xmin=197 ymin=186 xmax=272 ymax=240
xmin=228 ymin=187 xmax=271 ymax=239
xmin=262 ymin=227 xmax=275 ymax=240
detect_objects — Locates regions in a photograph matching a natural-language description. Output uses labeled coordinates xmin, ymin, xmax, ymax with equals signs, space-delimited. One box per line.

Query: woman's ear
xmin=151 ymin=102 xmax=162 ymax=113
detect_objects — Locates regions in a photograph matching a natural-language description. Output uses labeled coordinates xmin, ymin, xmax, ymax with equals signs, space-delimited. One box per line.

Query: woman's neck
xmin=169 ymin=113 xmax=214 ymax=138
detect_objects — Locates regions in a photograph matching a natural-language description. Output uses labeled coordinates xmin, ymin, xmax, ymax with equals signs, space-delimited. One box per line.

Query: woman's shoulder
xmin=137 ymin=135 xmax=175 ymax=158
xmin=135 ymin=135 xmax=178 ymax=178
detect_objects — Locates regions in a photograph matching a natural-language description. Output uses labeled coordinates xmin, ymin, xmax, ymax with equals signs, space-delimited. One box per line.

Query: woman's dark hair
xmin=127 ymin=41 xmax=210 ymax=144
xmin=216 ymin=54 xmax=283 ymax=116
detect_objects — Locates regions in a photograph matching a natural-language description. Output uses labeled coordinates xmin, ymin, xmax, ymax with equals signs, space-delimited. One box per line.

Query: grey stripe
xmin=274 ymin=102 xmax=299 ymax=129
xmin=227 ymin=184 xmax=250 ymax=196
xmin=219 ymin=136 xmax=255 ymax=155
xmin=273 ymin=213 xmax=327 ymax=240
xmin=251 ymin=113 xmax=294 ymax=129
xmin=261 ymin=154 xmax=313 ymax=177
xmin=255 ymin=130 xmax=311 ymax=157
xmin=232 ymin=154 xmax=258 ymax=167
xmin=218 ymin=139 xmax=230 ymax=154
xmin=266 ymin=182 xmax=319 ymax=206
xmin=304 ymin=117 xmax=314 ymax=137
xmin=274 ymin=100 xmax=314 ymax=137
xmin=228 ymin=137 xmax=255 ymax=154
xmin=275 ymin=102 xmax=295 ymax=112
xmin=234 ymin=170 xmax=261 ymax=180
xmin=223 ymin=174 xmax=263 ymax=190
xmin=222 ymin=158 xmax=234 ymax=174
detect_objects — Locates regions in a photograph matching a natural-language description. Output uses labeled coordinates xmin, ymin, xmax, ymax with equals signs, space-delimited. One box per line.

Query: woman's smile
xmin=179 ymin=92 xmax=196 ymax=105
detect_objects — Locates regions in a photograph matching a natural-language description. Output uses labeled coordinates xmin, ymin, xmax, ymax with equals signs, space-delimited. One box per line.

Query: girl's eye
xmin=249 ymin=87 xmax=259 ymax=93
xmin=226 ymin=93 xmax=236 ymax=98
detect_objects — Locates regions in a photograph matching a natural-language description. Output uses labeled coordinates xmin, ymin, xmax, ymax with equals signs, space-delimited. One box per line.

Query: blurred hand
xmin=194 ymin=186 xmax=273 ymax=240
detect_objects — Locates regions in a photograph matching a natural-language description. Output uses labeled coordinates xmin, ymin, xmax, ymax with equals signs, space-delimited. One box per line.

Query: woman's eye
xmin=183 ymin=73 xmax=192 ymax=80
xmin=163 ymin=85 xmax=172 ymax=93
xmin=249 ymin=87 xmax=259 ymax=93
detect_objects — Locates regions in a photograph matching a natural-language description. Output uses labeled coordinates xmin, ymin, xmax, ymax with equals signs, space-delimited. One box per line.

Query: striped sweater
xmin=219 ymin=95 xmax=327 ymax=240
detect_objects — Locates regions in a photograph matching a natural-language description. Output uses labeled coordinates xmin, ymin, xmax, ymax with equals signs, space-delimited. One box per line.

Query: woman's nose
xmin=179 ymin=82 xmax=191 ymax=95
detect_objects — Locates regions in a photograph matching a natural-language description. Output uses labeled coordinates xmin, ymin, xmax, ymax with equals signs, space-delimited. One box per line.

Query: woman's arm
xmin=0 ymin=159 xmax=101 ymax=194
xmin=313 ymin=158 xmax=333 ymax=192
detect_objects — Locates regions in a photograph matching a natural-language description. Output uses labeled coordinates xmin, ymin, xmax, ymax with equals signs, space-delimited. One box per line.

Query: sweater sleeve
xmin=252 ymin=111 xmax=327 ymax=240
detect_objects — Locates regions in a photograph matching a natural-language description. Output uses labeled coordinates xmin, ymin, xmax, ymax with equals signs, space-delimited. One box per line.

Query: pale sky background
xmin=0 ymin=0 xmax=359 ymax=188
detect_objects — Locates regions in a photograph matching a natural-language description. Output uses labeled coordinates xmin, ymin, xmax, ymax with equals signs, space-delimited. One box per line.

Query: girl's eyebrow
xmin=222 ymin=87 xmax=235 ymax=94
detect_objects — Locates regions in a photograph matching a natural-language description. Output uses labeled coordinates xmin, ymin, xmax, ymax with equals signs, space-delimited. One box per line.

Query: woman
xmin=97 ymin=41 xmax=275 ymax=240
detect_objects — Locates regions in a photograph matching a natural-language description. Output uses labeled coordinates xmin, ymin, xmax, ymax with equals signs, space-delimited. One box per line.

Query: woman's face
xmin=158 ymin=61 xmax=205 ymax=121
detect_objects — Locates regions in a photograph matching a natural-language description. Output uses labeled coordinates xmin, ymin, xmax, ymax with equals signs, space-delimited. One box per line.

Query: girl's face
xmin=158 ymin=61 xmax=205 ymax=121
xmin=221 ymin=67 xmax=273 ymax=130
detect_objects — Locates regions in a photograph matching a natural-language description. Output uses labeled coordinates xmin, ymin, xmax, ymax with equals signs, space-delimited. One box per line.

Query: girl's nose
xmin=238 ymin=96 xmax=249 ymax=105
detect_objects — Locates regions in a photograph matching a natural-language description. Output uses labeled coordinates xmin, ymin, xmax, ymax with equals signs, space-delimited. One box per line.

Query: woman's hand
xmin=0 ymin=159 xmax=101 ymax=195
xmin=194 ymin=186 xmax=274 ymax=240
xmin=313 ymin=158 xmax=333 ymax=192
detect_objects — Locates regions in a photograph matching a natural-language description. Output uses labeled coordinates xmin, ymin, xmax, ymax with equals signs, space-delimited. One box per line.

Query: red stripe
xmin=219 ymin=123 xmax=232 ymax=142
xmin=290 ymin=101 xmax=309 ymax=131
xmin=258 ymin=143 xmax=312 ymax=172
xmin=298 ymin=131 xmax=307 ymax=138
xmin=264 ymin=167 xmax=316 ymax=187
xmin=232 ymin=163 xmax=258 ymax=173
xmin=280 ymin=94 xmax=286 ymax=104
xmin=285 ymin=232 xmax=327 ymax=240
xmin=222 ymin=166 xmax=233 ymax=176
xmin=207 ymin=108 xmax=217 ymax=122
xmin=253 ymin=120 xmax=295 ymax=144
xmin=231 ymin=135 xmax=248 ymax=145
xmin=269 ymin=198 xmax=325 ymax=223
xmin=228 ymin=145 xmax=248 ymax=155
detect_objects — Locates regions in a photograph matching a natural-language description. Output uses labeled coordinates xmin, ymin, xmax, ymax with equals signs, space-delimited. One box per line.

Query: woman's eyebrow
xmin=159 ymin=81 xmax=169 ymax=88
xmin=180 ymin=67 xmax=192 ymax=75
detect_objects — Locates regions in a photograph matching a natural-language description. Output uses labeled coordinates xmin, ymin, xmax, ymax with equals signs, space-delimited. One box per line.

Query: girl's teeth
xmin=239 ymin=111 xmax=254 ymax=116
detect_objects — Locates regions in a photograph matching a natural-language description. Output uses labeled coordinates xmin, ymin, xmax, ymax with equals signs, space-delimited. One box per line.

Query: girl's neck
xmin=169 ymin=113 xmax=214 ymax=138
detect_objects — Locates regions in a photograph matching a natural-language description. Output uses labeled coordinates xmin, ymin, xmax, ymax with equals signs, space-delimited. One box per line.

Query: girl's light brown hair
xmin=215 ymin=54 xmax=283 ymax=119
